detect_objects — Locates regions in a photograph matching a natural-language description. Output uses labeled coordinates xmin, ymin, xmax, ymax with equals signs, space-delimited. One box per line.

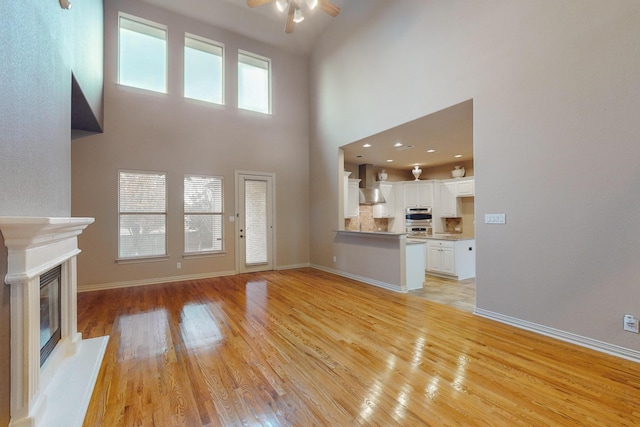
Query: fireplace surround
xmin=0 ymin=217 xmax=108 ymax=427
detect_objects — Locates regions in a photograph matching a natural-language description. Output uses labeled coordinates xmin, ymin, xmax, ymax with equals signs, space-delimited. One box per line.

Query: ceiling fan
xmin=247 ymin=0 xmax=340 ymax=34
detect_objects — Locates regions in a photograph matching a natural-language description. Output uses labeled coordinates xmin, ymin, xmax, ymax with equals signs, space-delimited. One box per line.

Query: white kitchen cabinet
xmin=404 ymin=182 xmax=433 ymax=208
xmin=427 ymin=240 xmax=456 ymax=275
xmin=426 ymin=239 xmax=475 ymax=280
xmin=344 ymin=172 xmax=361 ymax=218
xmin=455 ymin=178 xmax=474 ymax=197
xmin=373 ymin=183 xmax=395 ymax=218
xmin=439 ymin=182 xmax=461 ymax=217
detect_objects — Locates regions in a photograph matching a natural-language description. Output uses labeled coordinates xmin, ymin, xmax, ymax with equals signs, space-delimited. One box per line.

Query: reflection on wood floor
xmin=78 ymin=268 xmax=640 ymax=426
xmin=409 ymin=275 xmax=476 ymax=312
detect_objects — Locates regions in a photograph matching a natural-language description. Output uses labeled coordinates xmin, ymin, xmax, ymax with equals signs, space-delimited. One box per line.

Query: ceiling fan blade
xmin=285 ymin=2 xmax=295 ymax=33
xmin=247 ymin=0 xmax=274 ymax=7
xmin=318 ymin=0 xmax=340 ymax=17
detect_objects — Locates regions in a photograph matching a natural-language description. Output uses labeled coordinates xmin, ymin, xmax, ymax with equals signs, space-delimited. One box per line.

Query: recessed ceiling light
xmin=386 ymin=159 xmax=393 ymax=163
xmin=363 ymin=143 xmax=372 ymax=148
xmin=427 ymin=149 xmax=436 ymax=153
xmin=454 ymin=154 xmax=462 ymax=158
xmin=394 ymin=142 xmax=403 ymax=147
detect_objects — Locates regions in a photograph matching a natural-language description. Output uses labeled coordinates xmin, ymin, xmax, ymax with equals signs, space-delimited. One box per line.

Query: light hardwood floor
xmin=78 ymin=268 xmax=640 ymax=426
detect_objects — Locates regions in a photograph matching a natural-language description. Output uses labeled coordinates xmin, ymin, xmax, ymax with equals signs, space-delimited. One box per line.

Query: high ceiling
xmin=140 ymin=1 xmax=474 ymax=168
xmin=141 ymin=0 xmax=355 ymax=56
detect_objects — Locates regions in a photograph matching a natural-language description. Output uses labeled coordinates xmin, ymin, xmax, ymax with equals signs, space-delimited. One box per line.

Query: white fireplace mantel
xmin=0 ymin=216 xmax=108 ymax=427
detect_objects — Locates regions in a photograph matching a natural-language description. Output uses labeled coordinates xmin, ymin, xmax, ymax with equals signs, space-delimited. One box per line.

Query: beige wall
xmin=72 ymin=0 xmax=310 ymax=288
xmin=310 ymin=0 xmax=640 ymax=352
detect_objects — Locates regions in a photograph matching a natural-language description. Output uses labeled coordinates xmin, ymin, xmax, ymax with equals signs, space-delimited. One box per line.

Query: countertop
xmin=335 ymin=230 xmax=404 ymax=237
xmin=408 ymin=234 xmax=475 ymax=242
xmin=335 ymin=230 xmax=475 ymax=242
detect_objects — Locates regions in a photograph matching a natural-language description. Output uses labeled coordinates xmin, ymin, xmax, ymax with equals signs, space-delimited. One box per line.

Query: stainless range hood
xmin=358 ymin=164 xmax=386 ymax=205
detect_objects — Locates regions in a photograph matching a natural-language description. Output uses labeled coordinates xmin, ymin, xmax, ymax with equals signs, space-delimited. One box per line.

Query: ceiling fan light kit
xmin=275 ymin=0 xmax=288 ymax=12
xmin=247 ymin=0 xmax=340 ymax=33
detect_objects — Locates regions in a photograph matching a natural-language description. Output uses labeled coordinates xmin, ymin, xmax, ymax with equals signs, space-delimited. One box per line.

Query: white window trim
xmin=238 ymin=49 xmax=272 ymax=115
xmin=183 ymin=174 xmax=225 ymax=256
xmin=117 ymin=12 xmax=169 ymax=94
xmin=184 ymin=33 xmax=225 ymax=105
xmin=117 ymin=169 xmax=168 ymax=262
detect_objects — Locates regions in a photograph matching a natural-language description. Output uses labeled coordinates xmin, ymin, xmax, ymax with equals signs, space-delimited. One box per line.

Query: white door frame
xmin=235 ymin=170 xmax=276 ymax=273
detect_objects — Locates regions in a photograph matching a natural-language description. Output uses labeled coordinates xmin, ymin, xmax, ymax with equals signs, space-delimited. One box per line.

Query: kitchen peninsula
xmin=330 ymin=230 xmax=425 ymax=292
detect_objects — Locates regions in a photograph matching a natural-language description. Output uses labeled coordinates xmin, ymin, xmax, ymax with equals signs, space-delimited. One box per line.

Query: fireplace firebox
xmin=39 ymin=265 xmax=62 ymax=367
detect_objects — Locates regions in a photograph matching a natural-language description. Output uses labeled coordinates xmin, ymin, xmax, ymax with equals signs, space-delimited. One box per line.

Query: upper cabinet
xmin=455 ymin=178 xmax=474 ymax=197
xmin=437 ymin=178 xmax=474 ymax=218
xmin=440 ymin=182 xmax=460 ymax=217
xmin=344 ymin=172 xmax=360 ymax=218
xmin=373 ymin=182 xmax=396 ymax=218
xmin=403 ymin=182 xmax=434 ymax=208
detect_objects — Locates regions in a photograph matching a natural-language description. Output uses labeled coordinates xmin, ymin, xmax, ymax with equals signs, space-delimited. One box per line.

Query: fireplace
xmin=39 ymin=265 xmax=61 ymax=367
xmin=0 ymin=217 xmax=108 ymax=427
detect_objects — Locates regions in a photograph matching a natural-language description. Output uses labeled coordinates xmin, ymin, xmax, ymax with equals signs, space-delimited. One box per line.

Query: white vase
xmin=378 ymin=170 xmax=387 ymax=181
xmin=412 ymin=165 xmax=422 ymax=181
xmin=451 ymin=166 xmax=465 ymax=178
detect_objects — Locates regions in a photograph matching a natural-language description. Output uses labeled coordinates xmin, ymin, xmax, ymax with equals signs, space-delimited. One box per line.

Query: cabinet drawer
xmin=428 ymin=240 xmax=454 ymax=248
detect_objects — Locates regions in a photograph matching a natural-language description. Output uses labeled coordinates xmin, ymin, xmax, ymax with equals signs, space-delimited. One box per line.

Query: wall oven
xmin=405 ymin=207 xmax=432 ymax=237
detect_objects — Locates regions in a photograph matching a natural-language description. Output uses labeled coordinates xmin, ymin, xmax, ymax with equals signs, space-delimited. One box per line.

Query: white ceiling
xmin=140 ymin=1 xmax=474 ymax=169
xmin=140 ymin=0 xmax=353 ymax=56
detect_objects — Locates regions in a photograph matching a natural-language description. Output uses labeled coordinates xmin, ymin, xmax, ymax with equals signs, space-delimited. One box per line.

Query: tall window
xmin=118 ymin=13 xmax=167 ymax=93
xmin=238 ymin=51 xmax=271 ymax=114
xmin=118 ymin=171 xmax=167 ymax=259
xmin=184 ymin=175 xmax=224 ymax=254
xmin=184 ymin=34 xmax=224 ymax=104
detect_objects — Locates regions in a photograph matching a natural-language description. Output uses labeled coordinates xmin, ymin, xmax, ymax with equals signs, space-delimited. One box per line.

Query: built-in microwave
xmin=405 ymin=207 xmax=432 ymax=237
xmin=405 ymin=207 xmax=432 ymax=222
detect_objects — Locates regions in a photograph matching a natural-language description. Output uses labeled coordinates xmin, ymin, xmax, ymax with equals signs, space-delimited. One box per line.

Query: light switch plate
xmin=485 ymin=213 xmax=506 ymax=224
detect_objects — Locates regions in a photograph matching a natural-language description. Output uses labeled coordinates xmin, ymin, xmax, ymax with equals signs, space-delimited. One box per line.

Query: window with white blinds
xmin=184 ymin=34 xmax=224 ymax=104
xmin=244 ymin=179 xmax=268 ymax=264
xmin=238 ymin=50 xmax=271 ymax=114
xmin=118 ymin=13 xmax=167 ymax=93
xmin=118 ymin=171 xmax=167 ymax=259
xmin=184 ymin=175 xmax=224 ymax=254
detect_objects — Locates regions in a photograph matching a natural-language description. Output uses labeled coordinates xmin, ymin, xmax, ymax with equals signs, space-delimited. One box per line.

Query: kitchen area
xmin=335 ymin=100 xmax=476 ymax=310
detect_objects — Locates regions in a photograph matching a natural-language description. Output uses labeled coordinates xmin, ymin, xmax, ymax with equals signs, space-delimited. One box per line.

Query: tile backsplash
xmin=445 ymin=217 xmax=462 ymax=233
xmin=345 ymin=205 xmax=389 ymax=232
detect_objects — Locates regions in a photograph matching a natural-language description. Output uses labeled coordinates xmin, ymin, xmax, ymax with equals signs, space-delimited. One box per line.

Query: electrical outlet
xmin=333 ymin=256 xmax=337 ymax=262
xmin=177 ymin=262 xmax=182 ymax=269
xmin=623 ymin=314 xmax=639 ymax=333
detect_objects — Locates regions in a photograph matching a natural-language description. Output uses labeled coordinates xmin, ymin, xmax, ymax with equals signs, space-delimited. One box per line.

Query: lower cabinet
xmin=426 ymin=239 xmax=475 ymax=280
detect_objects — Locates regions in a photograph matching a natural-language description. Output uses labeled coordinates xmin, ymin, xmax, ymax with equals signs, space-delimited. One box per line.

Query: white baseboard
xmin=474 ymin=308 xmax=640 ymax=364
xmin=276 ymin=263 xmax=311 ymax=271
xmin=311 ymin=264 xmax=403 ymax=293
xmin=78 ymin=270 xmax=237 ymax=292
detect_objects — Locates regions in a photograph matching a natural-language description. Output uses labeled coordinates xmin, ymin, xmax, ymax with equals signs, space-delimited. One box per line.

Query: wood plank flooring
xmin=78 ymin=268 xmax=640 ymax=426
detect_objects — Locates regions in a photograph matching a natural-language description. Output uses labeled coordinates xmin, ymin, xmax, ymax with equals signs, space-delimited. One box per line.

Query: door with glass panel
xmin=236 ymin=172 xmax=274 ymax=273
